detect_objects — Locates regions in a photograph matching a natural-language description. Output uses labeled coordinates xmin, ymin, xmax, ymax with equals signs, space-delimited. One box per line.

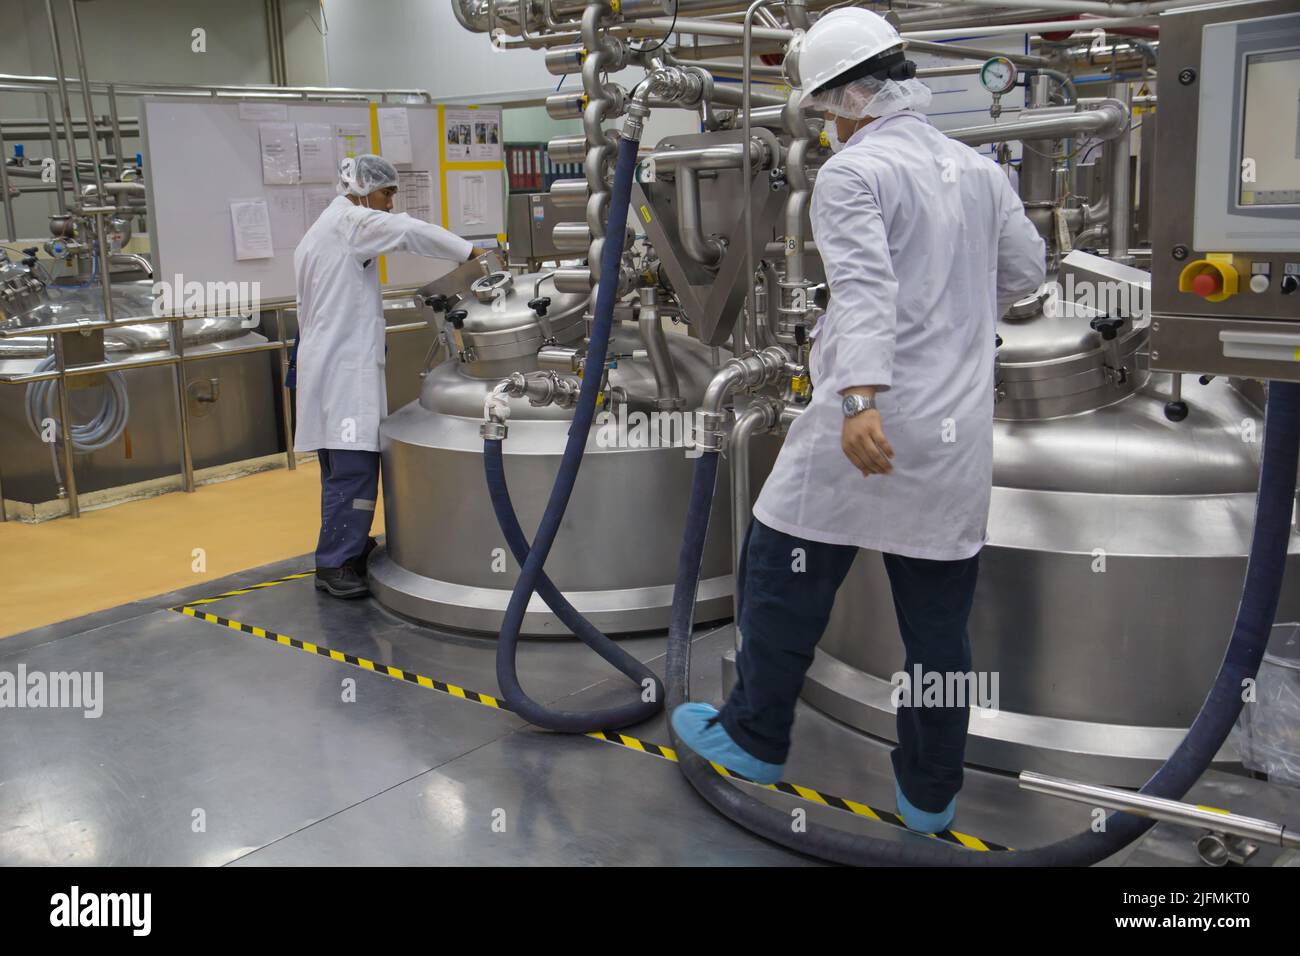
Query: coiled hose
xmin=483 ymin=133 xmax=666 ymax=733
xmin=666 ymin=381 xmax=1300 ymax=865
xmin=25 ymin=354 xmax=130 ymax=485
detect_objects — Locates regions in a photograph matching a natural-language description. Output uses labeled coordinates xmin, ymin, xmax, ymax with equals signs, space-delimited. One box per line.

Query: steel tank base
xmin=790 ymin=652 xmax=1235 ymax=789
xmin=368 ymin=546 xmax=734 ymax=637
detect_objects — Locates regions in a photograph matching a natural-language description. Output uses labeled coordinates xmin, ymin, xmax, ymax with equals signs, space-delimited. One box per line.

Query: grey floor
xmin=1 ymin=553 xmax=1294 ymax=867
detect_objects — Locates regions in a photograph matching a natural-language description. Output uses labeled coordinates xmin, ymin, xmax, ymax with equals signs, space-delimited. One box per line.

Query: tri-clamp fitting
xmin=697 ymin=346 xmax=797 ymax=453
xmin=480 ymin=370 xmax=585 ymax=441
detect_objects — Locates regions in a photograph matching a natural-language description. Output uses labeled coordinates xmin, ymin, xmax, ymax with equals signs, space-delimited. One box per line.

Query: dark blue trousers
xmin=718 ymin=518 xmax=980 ymax=814
xmin=315 ymin=448 xmax=380 ymax=569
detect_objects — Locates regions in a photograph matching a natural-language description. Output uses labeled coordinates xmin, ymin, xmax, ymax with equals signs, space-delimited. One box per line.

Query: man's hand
xmin=841 ymin=406 xmax=894 ymax=477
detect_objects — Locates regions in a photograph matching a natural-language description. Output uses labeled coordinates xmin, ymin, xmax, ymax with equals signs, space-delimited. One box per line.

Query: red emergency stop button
xmin=1190 ymin=272 xmax=1222 ymax=298
xmin=1178 ymin=255 xmax=1239 ymax=302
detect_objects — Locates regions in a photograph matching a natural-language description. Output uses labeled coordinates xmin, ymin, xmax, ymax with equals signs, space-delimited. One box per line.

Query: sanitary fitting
xmin=480 ymin=369 xmax=585 ymax=440
xmin=697 ymin=346 xmax=793 ymax=452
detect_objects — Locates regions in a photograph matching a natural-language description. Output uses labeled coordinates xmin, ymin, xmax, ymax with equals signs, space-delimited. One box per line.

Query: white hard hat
xmin=789 ymin=8 xmax=905 ymax=105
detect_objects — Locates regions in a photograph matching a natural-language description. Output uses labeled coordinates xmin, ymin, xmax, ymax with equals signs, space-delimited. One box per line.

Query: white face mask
xmin=824 ymin=118 xmax=846 ymax=153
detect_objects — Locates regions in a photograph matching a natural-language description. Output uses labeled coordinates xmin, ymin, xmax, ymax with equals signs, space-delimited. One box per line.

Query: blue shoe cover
xmin=670 ymin=703 xmax=784 ymax=785
xmin=895 ymin=780 xmax=956 ymax=834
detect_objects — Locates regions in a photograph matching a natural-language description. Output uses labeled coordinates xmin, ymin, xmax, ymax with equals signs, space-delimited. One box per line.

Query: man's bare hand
xmin=842 ymin=409 xmax=894 ymax=477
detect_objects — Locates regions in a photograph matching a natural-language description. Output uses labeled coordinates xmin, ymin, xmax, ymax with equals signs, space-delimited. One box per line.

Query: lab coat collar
xmin=844 ymin=110 xmax=929 ymax=149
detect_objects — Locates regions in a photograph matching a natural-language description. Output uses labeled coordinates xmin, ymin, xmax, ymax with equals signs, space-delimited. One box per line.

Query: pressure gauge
xmin=980 ymin=57 xmax=1018 ymax=95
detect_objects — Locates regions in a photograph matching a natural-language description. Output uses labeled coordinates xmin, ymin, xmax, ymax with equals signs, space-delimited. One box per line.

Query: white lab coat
xmin=292 ymin=195 xmax=472 ymax=452
xmin=752 ymin=111 xmax=1045 ymax=560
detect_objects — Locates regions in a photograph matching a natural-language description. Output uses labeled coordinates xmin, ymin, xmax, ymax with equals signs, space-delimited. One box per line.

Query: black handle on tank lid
xmin=527 ymin=296 xmax=551 ymax=318
xmin=1089 ymin=315 xmax=1124 ymax=341
xmin=446 ymin=309 xmax=468 ymax=330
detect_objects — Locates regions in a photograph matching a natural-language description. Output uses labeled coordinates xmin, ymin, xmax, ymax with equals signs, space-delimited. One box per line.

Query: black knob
xmin=1164 ymin=401 xmax=1189 ymax=422
xmin=1090 ymin=316 xmax=1125 ymax=341
xmin=527 ymin=296 xmax=551 ymax=317
xmin=21 ymin=246 xmax=38 ymax=257
xmin=446 ymin=308 xmax=468 ymax=330
xmin=423 ymin=293 xmax=450 ymax=312
xmin=1280 ymin=275 xmax=1298 ymax=295
xmin=1199 ymin=374 xmax=1215 ymax=386
xmin=794 ymin=324 xmax=807 ymax=348
xmin=995 ymin=333 xmax=1004 ymax=350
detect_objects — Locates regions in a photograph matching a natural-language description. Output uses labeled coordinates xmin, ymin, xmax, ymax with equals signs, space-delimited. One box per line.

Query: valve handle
xmin=446 ymin=308 xmax=468 ymax=330
xmin=424 ymin=293 xmax=450 ymax=312
xmin=528 ymin=296 xmax=552 ymax=317
xmin=1089 ymin=315 xmax=1125 ymax=341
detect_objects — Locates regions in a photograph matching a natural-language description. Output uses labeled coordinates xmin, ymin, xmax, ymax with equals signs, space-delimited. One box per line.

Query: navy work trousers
xmin=718 ymin=517 xmax=980 ymax=814
xmin=315 ymin=448 xmax=380 ymax=569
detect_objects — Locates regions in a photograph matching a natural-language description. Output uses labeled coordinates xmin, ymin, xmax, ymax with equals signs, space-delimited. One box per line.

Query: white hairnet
xmin=807 ymin=76 xmax=933 ymax=121
xmin=338 ymin=154 xmax=399 ymax=197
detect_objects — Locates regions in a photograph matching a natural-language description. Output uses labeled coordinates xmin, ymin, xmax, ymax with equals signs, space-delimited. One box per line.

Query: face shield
xmin=806 ymin=74 xmax=933 ymax=122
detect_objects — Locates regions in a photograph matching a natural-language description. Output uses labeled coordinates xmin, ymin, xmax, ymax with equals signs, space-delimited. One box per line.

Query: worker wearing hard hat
xmin=293 ymin=154 xmax=487 ymax=599
xmin=672 ymin=9 xmax=1046 ymax=834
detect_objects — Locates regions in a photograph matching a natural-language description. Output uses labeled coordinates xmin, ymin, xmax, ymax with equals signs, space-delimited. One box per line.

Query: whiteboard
xmin=139 ymin=97 xmax=459 ymax=304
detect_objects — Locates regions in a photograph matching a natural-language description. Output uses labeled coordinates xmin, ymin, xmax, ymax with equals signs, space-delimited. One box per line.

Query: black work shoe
xmin=348 ymin=536 xmax=379 ymax=574
xmin=315 ymin=565 xmax=370 ymax=599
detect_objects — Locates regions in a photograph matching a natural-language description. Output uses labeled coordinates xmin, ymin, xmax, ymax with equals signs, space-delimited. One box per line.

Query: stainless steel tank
xmin=0 ymin=280 xmax=279 ymax=503
xmin=797 ymin=254 xmax=1300 ymax=785
xmin=370 ymin=268 xmax=742 ymax=635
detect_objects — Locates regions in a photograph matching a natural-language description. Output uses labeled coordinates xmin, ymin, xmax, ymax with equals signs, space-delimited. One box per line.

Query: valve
xmin=527 ymin=296 xmax=551 ymax=317
xmin=423 ymin=293 xmax=450 ymax=312
xmin=1089 ymin=315 xmax=1128 ymax=386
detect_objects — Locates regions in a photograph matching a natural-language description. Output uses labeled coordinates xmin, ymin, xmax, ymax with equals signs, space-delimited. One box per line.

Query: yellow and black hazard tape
xmin=176 ymin=570 xmax=315 ymax=608
xmin=171 ymin=574 xmax=1010 ymax=852
xmin=588 ymin=730 xmax=1009 ymax=852
xmin=173 ymin=605 xmax=506 ymax=710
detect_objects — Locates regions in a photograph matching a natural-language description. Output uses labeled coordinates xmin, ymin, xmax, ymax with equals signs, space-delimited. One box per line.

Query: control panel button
xmin=1191 ymin=272 xmax=1222 ymax=297
xmin=1281 ymin=275 xmax=1299 ymax=295
xmin=1248 ymin=273 xmax=1270 ymax=294
xmin=1178 ymin=254 xmax=1240 ymax=302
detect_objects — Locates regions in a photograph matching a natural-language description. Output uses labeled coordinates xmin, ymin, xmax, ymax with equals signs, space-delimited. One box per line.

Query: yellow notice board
xmin=437 ymin=104 xmax=508 ymax=245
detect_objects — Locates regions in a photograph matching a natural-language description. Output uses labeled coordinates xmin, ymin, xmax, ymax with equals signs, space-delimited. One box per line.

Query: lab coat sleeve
xmin=811 ymin=162 xmax=899 ymax=393
xmin=994 ymin=180 xmax=1047 ymax=314
xmin=344 ymin=208 xmax=475 ymax=263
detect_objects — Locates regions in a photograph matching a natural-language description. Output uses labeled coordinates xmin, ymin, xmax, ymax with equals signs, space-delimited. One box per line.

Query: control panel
xmin=1150 ymin=1 xmax=1300 ymax=382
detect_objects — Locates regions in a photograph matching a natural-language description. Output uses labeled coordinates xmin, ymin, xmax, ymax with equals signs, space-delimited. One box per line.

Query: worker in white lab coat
xmin=671 ymin=9 xmax=1046 ymax=834
xmin=292 ymin=154 xmax=486 ymax=598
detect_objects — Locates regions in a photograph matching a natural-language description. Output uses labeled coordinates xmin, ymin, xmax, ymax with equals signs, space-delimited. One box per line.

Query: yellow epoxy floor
xmin=1 ymin=460 xmax=382 ymax=639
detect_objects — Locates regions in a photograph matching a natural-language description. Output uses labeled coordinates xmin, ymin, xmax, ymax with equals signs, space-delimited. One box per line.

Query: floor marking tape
xmin=171 ymin=579 xmax=1011 ymax=852
xmin=177 ymin=570 xmax=314 ymax=608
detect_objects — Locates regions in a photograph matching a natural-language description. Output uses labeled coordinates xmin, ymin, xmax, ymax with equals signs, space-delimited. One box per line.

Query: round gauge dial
xmin=980 ymin=56 xmax=1018 ymax=95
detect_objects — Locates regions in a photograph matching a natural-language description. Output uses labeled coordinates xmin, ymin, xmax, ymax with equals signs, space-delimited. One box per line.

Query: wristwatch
xmin=841 ymin=393 xmax=877 ymax=417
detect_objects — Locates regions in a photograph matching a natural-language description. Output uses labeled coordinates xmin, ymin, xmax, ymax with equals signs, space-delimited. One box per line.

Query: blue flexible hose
xmin=484 ymin=134 xmax=665 ymax=732
xmin=666 ymin=382 xmax=1300 ymax=865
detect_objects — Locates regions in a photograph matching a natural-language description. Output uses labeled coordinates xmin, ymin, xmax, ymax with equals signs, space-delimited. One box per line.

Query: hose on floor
xmin=483 ymin=132 xmax=665 ymax=733
xmin=665 ymin=382 xmax=1300 ymax=865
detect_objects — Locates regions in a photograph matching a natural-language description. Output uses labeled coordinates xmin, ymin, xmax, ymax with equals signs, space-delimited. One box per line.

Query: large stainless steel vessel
xmin=798 ymin=254 xmax=1300 ymax=785
xmin=0 ymin=280 xmax=278 ymax=504
xmin=370 ymin=268 xmax=743 ymax=635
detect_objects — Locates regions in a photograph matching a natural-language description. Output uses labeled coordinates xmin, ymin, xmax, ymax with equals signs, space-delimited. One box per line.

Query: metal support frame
xmin=0 ymin=325 xmax=292 ymax=519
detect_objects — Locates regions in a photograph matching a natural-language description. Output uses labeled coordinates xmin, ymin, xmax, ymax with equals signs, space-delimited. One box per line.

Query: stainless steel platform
xmin=1 ymin=552 xmax=1294 ymax=866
